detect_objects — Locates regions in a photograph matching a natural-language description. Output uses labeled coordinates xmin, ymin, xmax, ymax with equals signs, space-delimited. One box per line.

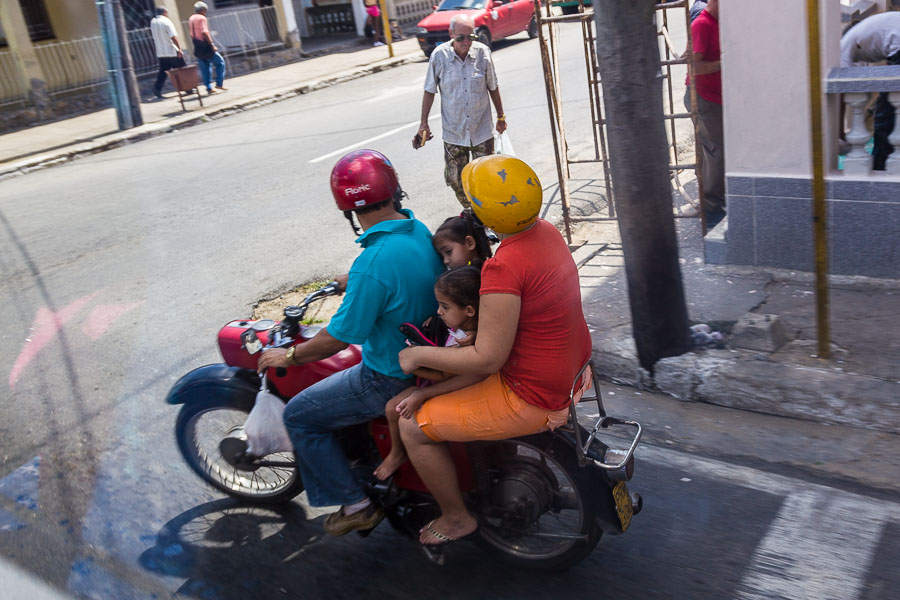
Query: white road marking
xmin=0 ymin=557 xmax=71 ymax=599
xmin=635 ymin=443 xmax=899 ymax=600
xmin=736 ymin=490 xmax=886 ymax=600
xmin=307 ymin=115 xmax=440 ymax=164
xmin=364 ymin=81 xmax=425 ymax=104
xmin=636 ymin=443 xmax=900 ymax=519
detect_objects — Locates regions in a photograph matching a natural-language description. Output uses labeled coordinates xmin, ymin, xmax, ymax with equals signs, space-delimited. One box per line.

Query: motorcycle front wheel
xmin=175 ymin=397 xmax=304 ymax=504
xmin=477 ymin=437 xmax=602 ymax=571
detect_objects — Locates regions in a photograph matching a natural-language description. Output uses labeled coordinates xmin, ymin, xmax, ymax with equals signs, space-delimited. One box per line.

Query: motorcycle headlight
xmin=417 ymin=27 xmax=428 ymax=34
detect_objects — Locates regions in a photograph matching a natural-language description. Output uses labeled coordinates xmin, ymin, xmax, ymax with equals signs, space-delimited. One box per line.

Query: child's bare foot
xmin=374 ymin=450 xmax=407 ymax=480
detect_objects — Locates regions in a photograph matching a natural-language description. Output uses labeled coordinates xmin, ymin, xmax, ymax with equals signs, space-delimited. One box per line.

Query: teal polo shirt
xmin=327 ymin=209 xmax=443 ymax=379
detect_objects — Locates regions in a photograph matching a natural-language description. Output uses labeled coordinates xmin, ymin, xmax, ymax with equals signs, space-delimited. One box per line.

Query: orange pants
xmin=415 ymin=373 xmax=569 ymax=442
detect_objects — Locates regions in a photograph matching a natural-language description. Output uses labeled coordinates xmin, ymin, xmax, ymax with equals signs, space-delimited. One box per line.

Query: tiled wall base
xmin=718 ymin=175 xmax=900 ymax=279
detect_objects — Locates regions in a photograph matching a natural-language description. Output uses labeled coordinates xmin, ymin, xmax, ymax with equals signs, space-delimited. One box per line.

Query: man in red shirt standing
xmin=690 ymin=0 xmax=726 ymax=229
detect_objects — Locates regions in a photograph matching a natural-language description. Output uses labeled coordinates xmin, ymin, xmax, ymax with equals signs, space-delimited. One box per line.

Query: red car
xmin=415 ymin=0 xmax=539 ymax=57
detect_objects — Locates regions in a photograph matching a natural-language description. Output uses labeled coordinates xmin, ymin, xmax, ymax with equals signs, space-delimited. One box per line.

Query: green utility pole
xmin=96 ymin=0 xmax=143 ymax=130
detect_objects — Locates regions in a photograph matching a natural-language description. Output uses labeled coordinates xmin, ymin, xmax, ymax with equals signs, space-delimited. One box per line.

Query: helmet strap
xmin=343 ymin=210 xmax=361 ymax=235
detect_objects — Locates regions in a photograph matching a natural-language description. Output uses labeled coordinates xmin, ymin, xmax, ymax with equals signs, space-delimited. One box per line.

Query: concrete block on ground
xmin=730 ymin=313 xmax=790 ymax=352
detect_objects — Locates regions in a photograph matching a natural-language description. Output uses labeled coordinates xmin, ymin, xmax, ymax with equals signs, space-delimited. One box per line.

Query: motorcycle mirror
xmin=241 ymin=328 xmax=263 ymax=355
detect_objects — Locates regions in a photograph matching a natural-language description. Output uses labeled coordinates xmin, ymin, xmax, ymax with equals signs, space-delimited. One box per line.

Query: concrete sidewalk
xmin=0 ymin=37 xmax=424 ymax=180
xmin=570 ymin=209 xmax=900 ymax=436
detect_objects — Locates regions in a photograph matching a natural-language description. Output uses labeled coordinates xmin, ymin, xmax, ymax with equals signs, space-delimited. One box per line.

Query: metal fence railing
xmin=34 ymin=36 xmax=108 ymax=94
xmin=0 ymin=6 xmax=287 ymax=104
xmin=126 ymin=27 xmax=160 ymax=76
xmin=0 ymin=50 xmax=27 ymax=104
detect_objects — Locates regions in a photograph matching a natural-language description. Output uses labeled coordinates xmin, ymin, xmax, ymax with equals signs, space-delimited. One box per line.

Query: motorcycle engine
xmin=490 ymin=457 xmax=557 ymax=530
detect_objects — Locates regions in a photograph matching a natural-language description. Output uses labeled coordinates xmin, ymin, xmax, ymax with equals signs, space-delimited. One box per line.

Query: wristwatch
xmin=285 ymin=346 xmax=297 ymax=366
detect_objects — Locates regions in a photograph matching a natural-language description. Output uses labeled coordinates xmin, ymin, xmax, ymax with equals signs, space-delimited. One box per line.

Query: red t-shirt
xmin=480 ymin=219 xmax=592 ymax=411
xmin=690 ymin=10 xmax=722 ymax=104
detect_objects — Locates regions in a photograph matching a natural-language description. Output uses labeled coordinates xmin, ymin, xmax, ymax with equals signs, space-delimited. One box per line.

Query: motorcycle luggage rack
xmin=567 ymin=361 xmax=642 ymax=469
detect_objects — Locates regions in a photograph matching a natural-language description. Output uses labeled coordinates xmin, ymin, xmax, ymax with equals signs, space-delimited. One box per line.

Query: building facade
xmin=707 ymin=0 xmax=900 ymax=279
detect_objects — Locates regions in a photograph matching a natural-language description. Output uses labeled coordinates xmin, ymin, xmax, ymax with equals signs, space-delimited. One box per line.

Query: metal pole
xmin=534 ymin=0 xmax=572 ymax=244
xmin=112 ymin=0 xmax=143 ymax=127
xmin=96 ymin=0 xmax=131 ymax=130
xmin=379 ymin=0 xmax=394 ymax=58
xmin=805 ymin=0 xmax=830 ymax=359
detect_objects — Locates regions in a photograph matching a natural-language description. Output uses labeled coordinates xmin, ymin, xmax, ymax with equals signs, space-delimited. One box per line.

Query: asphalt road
xmin=2 ymin=19 xmax=899 ymax=600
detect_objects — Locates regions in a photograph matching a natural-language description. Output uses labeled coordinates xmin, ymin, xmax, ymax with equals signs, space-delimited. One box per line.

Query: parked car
xmin=415 ymin=0 xmax=539 ymax=57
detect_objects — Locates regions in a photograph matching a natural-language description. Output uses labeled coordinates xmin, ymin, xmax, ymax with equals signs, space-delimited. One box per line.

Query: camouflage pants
xmin=444 ymin=139 xmax=495 ymax=209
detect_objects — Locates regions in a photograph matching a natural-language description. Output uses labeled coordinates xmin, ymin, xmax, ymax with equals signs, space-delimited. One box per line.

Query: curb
xmin=0 ymin=51 xmax=423 ymax=181
xmin=590 ymin=328 xmax=900 ymax=436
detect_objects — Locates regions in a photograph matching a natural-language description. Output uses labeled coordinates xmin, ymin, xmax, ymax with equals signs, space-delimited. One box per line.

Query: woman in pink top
xmin=189 ymin=2 xmax=227 ymax=95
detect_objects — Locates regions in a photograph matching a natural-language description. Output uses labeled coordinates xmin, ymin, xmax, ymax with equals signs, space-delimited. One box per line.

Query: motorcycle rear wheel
xmin=477 ymin=437 xmax=602 ymax=571
xmin=176 ymin=397 xmax=304 ymax=504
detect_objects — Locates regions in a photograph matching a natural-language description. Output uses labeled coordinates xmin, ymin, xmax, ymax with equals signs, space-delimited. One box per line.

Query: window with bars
xmin=215 ymin=0 xmax=262 ymax=8
xmin=0 ymin=0 xmax=56 ymax=45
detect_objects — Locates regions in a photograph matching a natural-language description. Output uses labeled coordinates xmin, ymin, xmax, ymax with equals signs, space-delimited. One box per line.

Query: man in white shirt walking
xmin=150 ymin=6 xmax=186 ymax=99
xmin=414 ymin=15 xmax=506 ymax=209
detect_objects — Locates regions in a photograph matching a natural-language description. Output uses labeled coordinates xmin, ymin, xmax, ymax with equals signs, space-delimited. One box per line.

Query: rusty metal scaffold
xmin=534 ymin=0 xmax=704 ymax=243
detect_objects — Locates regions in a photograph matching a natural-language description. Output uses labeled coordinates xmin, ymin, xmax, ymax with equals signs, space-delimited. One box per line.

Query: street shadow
xmin=138 ymin=498 xmax=318 ymax=598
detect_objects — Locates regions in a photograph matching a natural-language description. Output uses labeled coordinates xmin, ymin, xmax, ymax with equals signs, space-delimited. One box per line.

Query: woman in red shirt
xmin=397 ymin=155 xmax=592 ymax=546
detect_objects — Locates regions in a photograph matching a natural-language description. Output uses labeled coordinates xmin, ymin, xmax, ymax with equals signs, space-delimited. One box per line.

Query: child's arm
xmin=396 ymin=373 xmax=488 ymax=419
xmin=411 ymin=366 xmax=452 ymax=382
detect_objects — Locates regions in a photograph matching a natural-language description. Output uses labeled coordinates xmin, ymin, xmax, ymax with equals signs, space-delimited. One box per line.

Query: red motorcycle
xmin=166 ymin=285 xmax=643 ymax=569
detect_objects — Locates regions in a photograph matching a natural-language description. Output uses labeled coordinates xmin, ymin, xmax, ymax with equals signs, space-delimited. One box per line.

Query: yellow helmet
xmin=462 ymin=155 xmax=542 ymax=234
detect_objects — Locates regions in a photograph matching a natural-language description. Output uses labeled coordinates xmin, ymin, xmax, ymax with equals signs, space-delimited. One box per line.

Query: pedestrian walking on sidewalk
xmin=364 ymin=0 xmax=385 ymax=46
xmin=414 ymin=14 xmax=506 ymax=209
xmin=150 ymin=7 xmax=186 ymax=99
xmin=190 ymin=1 xmax=227 ymax=96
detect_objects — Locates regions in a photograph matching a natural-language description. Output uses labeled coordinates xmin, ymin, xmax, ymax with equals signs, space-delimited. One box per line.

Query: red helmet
xmin=330 ymin=150 xmax=400 ymax=211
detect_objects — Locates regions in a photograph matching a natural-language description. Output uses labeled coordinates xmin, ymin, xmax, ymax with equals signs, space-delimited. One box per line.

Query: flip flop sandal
xmin=419 ymin=519 xmax=479 ymax=547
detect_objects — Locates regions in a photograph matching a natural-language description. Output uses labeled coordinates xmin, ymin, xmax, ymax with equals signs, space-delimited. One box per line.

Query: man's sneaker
xmin=323 ymin=504 xmax=384 ymax=536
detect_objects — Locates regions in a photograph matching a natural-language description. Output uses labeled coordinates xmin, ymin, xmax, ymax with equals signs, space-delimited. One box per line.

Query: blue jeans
xmin=196 ymin=52 xmax=225 ymax=91
xmin=283 ymin=363 xmax=412 ymax=507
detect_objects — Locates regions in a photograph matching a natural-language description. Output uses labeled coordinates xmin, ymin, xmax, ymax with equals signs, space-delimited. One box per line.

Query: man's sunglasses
xmin=453 ymin=33 xmax=478 ymax=42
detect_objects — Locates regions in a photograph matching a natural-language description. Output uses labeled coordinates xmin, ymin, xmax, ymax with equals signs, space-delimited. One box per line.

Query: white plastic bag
xmin=493 ymin=130 xmax=516 ymax=157
xmin=243 ymin=374 xmax=293 ymax=457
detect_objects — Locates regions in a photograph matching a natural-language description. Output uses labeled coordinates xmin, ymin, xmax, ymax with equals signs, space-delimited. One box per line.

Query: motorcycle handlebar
xmin=301 ymin=281 xmax=341 ymax=306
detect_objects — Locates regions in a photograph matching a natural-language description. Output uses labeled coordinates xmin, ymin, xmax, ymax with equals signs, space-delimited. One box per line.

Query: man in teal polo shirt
xmin=258 ymin=150 xmax=442 ymax=535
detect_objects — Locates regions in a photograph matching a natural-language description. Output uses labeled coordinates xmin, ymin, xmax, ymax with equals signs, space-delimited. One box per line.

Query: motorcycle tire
xmin=175 ymin=395 xmax=304 ymax=505
xmin=476 ymin=436 xmax=602 ymax=571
